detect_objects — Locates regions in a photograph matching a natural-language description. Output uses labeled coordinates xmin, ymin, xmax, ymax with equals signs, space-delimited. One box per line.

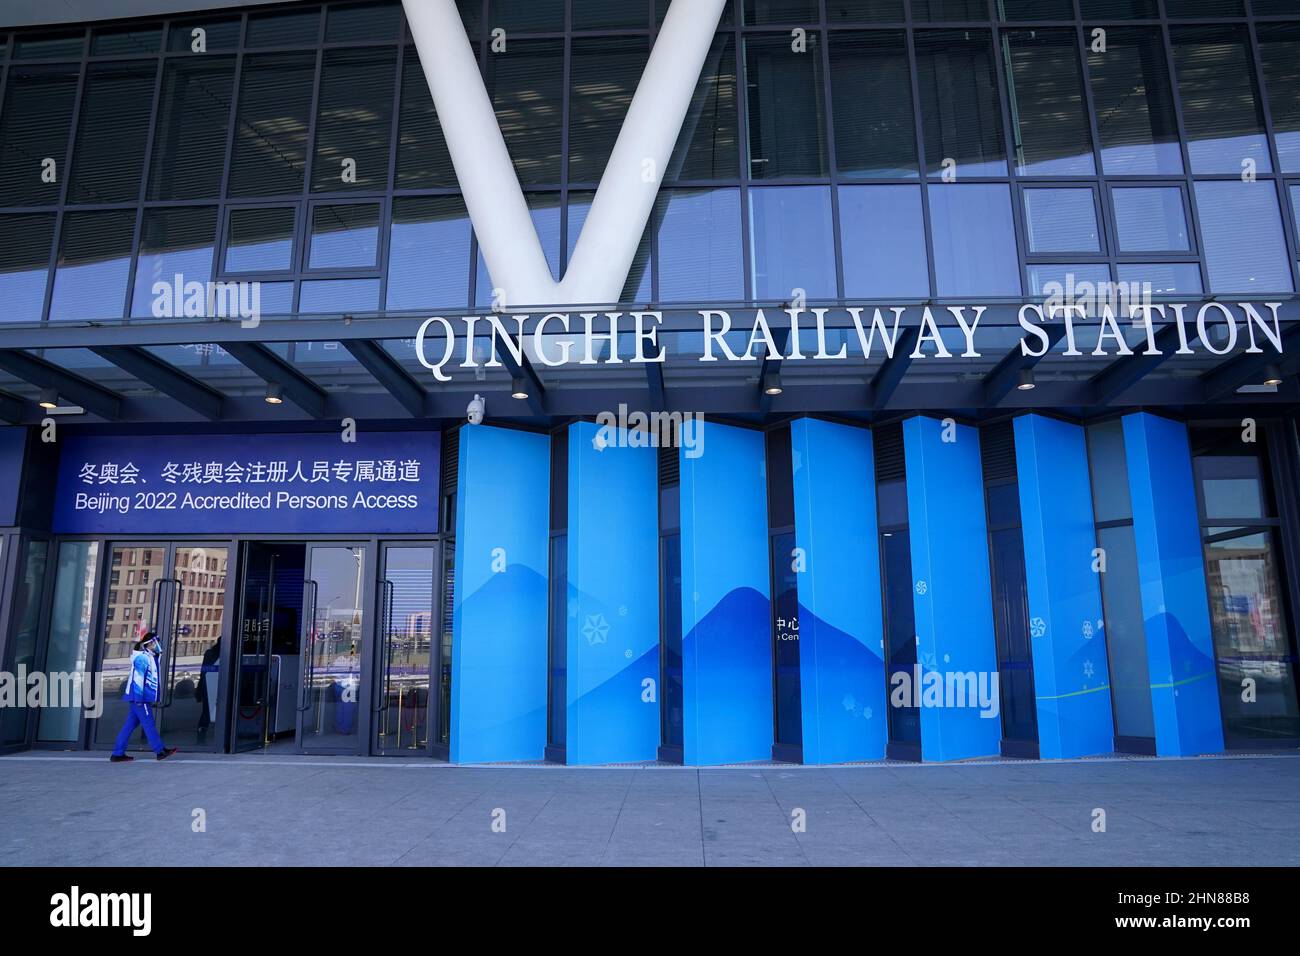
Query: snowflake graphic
xmin=862 ymin=706 xmax=873 ymax=720
xmin=1082 ymin=620 xmax=1094 ymax=640
xmin=624 ymin=648 xmax=633 ymax=659
xmin=582 ymin=614 xmax=609 ymax=646
xmin=618 ymin=605 xmax=628 ymax=616
xmin=914 ymin=579 xmax=928 ymax=595
xmin=1083 ymin=659 xmax=1095 ymax=679
xmin=1029 ymin=616 xmax=1047 ymax=639
xmin=919 ymin=650 xmax=938 ymax=673
xmin=842 ymin=693 xmax=857 ymax=712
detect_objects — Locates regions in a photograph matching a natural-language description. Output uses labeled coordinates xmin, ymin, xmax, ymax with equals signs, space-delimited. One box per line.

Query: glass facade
xmin=0 ymin=0 xmax=1297 ymax=323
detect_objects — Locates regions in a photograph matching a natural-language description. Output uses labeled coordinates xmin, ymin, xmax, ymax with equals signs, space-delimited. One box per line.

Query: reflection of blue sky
xmin=299 ymin=278 xmax=380 ymax=313
xmin=309 ymin=221 xmax=378 ymax=269
xmin=386 ymin=207 xmax=471 ymax=310
xmin=131 ymin=244 xmax=215 ymax=317
xmin=927 ymin=184 xmax=1021 ymax=297
xmin=0 ymin=266 xmax=48 ymax=323
xmin=50 ymin=256 xmax=130 ymax=321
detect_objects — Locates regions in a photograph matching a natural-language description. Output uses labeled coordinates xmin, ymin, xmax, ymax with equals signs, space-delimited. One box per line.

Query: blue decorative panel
xmin=565 ymin=420 xmax=659 ymax=764
xmin=789 ymin=418 xmax=887 ymax=764
xmin=1122 ymin=412 xmax=1224 ymax=756
xmin=1013 ymin=414 xmax=1114 ymax=758
xmin=450 ymin=425 xmax=550 ymax=763
xmin=903 ymin=416 xmax=1001 ymax=761
xmin=680 ymin=420 xmax=771 ymax=765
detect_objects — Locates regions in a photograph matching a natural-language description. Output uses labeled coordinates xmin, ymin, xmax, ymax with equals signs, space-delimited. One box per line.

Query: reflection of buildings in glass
xmin=175 ymin=548 xmax=227 ymax=661
xmin=102 ymin=547 xmax=166 ymax=665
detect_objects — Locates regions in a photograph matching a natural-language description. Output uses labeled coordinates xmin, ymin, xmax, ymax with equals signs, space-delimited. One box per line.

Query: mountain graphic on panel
xmin=797 ymin=602 xmax=887 ymax=761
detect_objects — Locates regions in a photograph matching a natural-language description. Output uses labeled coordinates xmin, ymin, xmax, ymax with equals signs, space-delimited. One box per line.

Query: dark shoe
xmin=109 ymin=754 xmax=134 ymax=763
xmin=156 ymin=747 xmax=178 ymax=761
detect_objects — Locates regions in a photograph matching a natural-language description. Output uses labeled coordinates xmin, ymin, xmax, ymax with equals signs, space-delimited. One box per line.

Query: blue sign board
xmin=53 ymin=431 xmax=439 ymax=535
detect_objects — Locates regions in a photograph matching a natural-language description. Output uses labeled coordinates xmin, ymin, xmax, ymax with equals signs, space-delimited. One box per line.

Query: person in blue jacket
xmin=109 ymin=630 xmax=178 ymax=762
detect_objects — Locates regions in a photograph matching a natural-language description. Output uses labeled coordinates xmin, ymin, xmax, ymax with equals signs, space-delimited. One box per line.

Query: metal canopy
xmin=0 ymin=305 xmax=1293 ymax=428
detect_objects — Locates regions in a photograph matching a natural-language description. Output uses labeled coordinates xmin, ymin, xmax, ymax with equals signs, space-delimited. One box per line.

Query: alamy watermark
xmin=593 ymin=404 xmax=705 ymax=459
xmin=0 ymin=666 xmax=104 ymax=719
xmin=151 ymin=274 xmax=261 ymax=328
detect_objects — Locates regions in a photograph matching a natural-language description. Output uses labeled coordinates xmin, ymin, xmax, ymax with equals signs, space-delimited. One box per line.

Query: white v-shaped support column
xmin=402 ymin=0 xmax=728 ymax=309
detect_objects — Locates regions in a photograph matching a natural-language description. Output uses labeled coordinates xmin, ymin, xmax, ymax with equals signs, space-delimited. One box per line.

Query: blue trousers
xmin=112 ymin=702 xmax=165 ymax=755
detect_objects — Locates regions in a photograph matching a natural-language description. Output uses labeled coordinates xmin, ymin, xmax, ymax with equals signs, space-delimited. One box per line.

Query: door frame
xmin=84 ymin=540 xmax=234 ymax=753
xmin=296 ymin=541 xmax=378 ymax=756
xmin=371 ymin=539 xmax=442 ymax=758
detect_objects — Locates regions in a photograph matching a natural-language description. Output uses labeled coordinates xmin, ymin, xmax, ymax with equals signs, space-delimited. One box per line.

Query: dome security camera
xmin=467 ymin=394 xmax=485 ymax=425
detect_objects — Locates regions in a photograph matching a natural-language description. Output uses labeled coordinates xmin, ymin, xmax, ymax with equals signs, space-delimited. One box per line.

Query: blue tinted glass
xmin=657 ymin=188 xmax=743 ymax=302
xmin=1290 ymin=185 xmax=1300 ymax=236
xmin=839 ymin=185 xmax=929 ymax=298
xmin=927 ymin=184 xmax=1021 ymax=297
xmin=749 ymin=186 xmax=836 ymax=301
xmin=298 ymin=278 xmax=381 ymax=313
xmin=50 ymin=210 xmax=134 ymax=321
xmin=1194 ymin=182 xmax=1294 ymax=295
xmin=131 ymin=207 xmax=217 ymax=318
xmin=226 ymin=208 xmax=295 ymax=273
xmin=1023 ymin=188 xmax=1101 ymax=254
xmin=475 ymin=196 xmax=560 ymax=307
xmin=258 ymin=281 xmax=295 ymax=315
xmin=0 ymin=214 xmax=54 ymax=323
xmin=1086 ymin=420 xmax=1132 ymax=522
xmin=1112 ymin=187 xmax=1189 ymax=252
xmin=1089 ymin=27 xmax=1182 ymax=175
xmin=1258 ymin=26 xmax=1300 ymax=174
xmin=386 ymin=196 xmax=471 ymax=311
xmin=567 ymin=193 xmax=651 ymax=303
xmin=308 ymin=203 xmax=380 ymax=269
xmin=1026 ymin=264 xmax=1111 ymax=297
xmin=1096 ymin=524 xmax=1154 ymax=739
xmin=1172 ymin=28 xmax=1272 ymax=175
xmin=1003 ymin=29 xmax=1095 ymax=176
xmin=1115 ymin=263 xmax=1202 ymax=296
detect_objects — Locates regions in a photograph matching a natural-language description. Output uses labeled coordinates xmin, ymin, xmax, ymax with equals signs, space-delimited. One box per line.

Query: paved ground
xmin=2 ymin=751 xmax=1299 ymax=866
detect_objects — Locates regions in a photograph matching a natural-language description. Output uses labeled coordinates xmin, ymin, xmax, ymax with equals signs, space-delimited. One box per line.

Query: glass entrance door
xmin=372 ymin=544 xmax=438 ymax=756
xmin=298 ymin=544 xmax=370 ymax=754
xmin=92 ymin=543 xmax=230 ymax=752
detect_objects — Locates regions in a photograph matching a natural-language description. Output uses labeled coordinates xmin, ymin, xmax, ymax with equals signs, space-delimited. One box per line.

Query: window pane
xmin=928 ymin=184 xmax=1021 ymax=296
xmin=1116 ymin=262 xmax=1202 ymax=296
xmin=15 ymin=31 xmax=84 ymax=60
xmin=312 ymin=48 xmax=397 ymax=192
xmin=911 ymin=0 xmax=988 ymax=20
xmin=68 ymin=61 xmax=157 ymax=205
xmin=1086 ymin=420 xmax=1132 ymax=522
xmin=299 ymin=278 xmax=381 ymax=313
xmin=568 ymin=192 xmax=651 ymax=302
xmin=744 ymin=0 xmax=820 ymax=21
xmin=1194 ymin=181 xmax=1294 ymax=295
xmin=1023 ymin=188 xmax=1101 ymax=253
xmin=1026 ymin=263 xmax=1111 ymax=297
xmin=1166 ymin=0 xmax=1244 ymax=14
xmin=488 ymin=40 xmax=563 ymax=185
xmin=745 ymin=33 xmax=828 ymax=179
xmin=396 ymin=48 xmax=456 ymax=188
xmin=229 ymin=53 xmax=317 ymax=197
xmin=148 ymin=58 xmax=236 ymax=201
xmin=1171 ymin=27 xmax=1271 ymax=175
xmin=1291 ymin=184 xmax=1300 ymax=236
xmin=999 ymin=0 xmax=1074 ymax=18
xmin=830 ymin=31 xmax=917 ymax=178
xmin=1204 ymin=529 xmax=1300 ymax=742
xmin=1002 ymin=30 xmax=1094 ymax=176
xmin=386 ymin=196 xmax=471 ymax=310
xmin=915 ymin=31 xmax=1006 ymax=177
xmin=326 ymin=1 xmax=403 ymax=42
xmin=246 ymin=9 xmax=320 ymax=47
xmin=91 ymin=24 xmax=161 ymax=56
xmin=569 ymin=37 xmax=650 ymax=185
xmin=1096 ymin=525 xmax=1154 ymax=740
xmin=475 ymin=194 xmax=561 ymax=305
xmin=1112 ymin=186 xmax=1189 ymax=252
xmin=667 ymin=35 xmax=738 ymax=182
xmin=37 ymin=541 xmax=99 ymax=744
xmin=656 ymin=188 xmax=743 ymax=302
xmin=131 ymin=207 xmax=218 ymax=318
xmin=1257 ymin=25 xmax=1300 ymax=175
xmin=0 ymin=214 xmax=54 ymax=323
xmin=1080 ymin=0 xmax=1158 ymax=14
xmin=308 ymin=203 xmax=381 ymax=269
xmin=827 ymin=0 xmax=906 ymax=21
xmin=1088 ymin=27 xmax=1182 ymax=176
xmin=839 ymin=185 xmax=929 ymax=298
xmin=0 ymin=66 xmax=78 ymax=207
xmin=489 ymin=0 xmax=565 ymax=32
xmin=572 ymin=0 xmax=651 ymax=29
xmin=749 ymin=186 xmax=837 ymax=301
xmin=225 ymin=207 xmax=295 ymax=273
xmin=167 ymin=16 xmax=241 ymax=53
xmin=50 ymin=210 xmax=136 ymax=322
